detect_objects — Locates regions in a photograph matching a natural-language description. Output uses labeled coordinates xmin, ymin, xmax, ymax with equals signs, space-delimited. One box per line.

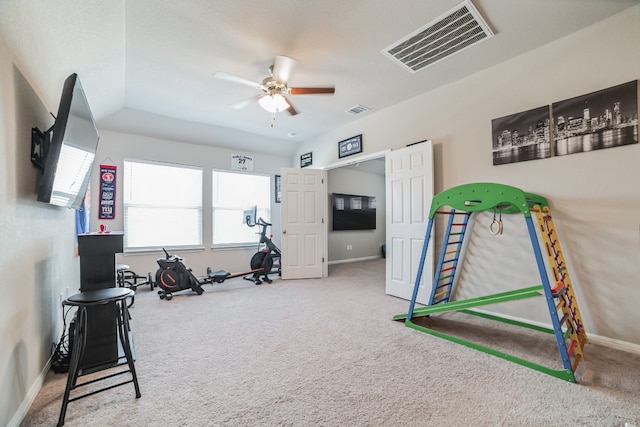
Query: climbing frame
xmin=393 ymin=182 xmax=587 ymax=382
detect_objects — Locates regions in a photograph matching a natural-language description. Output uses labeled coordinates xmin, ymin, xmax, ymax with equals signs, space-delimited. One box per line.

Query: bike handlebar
xmin=247 ymin=217 xmax=271 ymax=228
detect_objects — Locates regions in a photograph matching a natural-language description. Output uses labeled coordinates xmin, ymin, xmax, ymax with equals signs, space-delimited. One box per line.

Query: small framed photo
xmin=275 ymin=175 xmax=281 ymax=203
xmin=338 ymin=134 xmax=363 ymax=158
xmin=300 ymin=152 xmax=313 ymax=168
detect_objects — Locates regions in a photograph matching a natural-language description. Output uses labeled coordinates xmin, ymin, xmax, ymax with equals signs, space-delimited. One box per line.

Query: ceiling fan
xmin=213 ymin=55 xmax=335 ymax=118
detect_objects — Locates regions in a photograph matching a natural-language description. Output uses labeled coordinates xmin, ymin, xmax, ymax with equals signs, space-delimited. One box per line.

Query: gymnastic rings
xmin=490 ymin=209 xmax=503 ymax=235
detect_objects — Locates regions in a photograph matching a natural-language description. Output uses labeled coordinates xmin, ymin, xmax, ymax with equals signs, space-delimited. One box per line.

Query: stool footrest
xmin=69 ymin=375 xmax=136 ymax=403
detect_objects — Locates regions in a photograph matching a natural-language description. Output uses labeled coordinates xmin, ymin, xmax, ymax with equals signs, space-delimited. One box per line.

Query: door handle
xmin=282 ymin=230 xmax=286 ymax=234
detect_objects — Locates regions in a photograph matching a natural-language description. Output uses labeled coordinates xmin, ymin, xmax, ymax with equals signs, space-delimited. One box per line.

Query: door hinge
xmin=322 ymin=257 xmax=325 ymax=263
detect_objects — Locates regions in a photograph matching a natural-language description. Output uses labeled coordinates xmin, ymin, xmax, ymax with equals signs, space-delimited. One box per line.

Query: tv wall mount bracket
xmin=31 ymin=125 xmax=54 ymax=171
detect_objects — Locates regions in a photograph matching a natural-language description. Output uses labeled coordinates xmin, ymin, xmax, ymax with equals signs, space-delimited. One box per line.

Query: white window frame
xmin=212 ymin=169 xmax=271 ymax=248
xmin=123 ymin=159 xmax=203 ymax=252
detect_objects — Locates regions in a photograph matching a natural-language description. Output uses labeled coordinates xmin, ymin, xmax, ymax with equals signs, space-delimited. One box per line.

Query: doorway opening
xmin=323 ymin=150 xmax=388 ymax=276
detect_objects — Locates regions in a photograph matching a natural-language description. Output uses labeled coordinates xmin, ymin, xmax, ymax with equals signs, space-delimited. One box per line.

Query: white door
xmin=385 ymin=141 xmax=434 ymax=302
xmin=280 ymin=167 xmax=325 ymax=279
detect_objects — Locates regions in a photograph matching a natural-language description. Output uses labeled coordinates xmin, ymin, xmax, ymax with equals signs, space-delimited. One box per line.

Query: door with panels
xmin=280 ymin=167 xmax=325 ymax=279
xmin=385 ymin=141 xmax=434 ymax=302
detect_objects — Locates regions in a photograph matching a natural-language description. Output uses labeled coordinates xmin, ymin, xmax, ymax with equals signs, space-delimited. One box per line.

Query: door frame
xmin=322 ymin=149 xmax=391 ymax=277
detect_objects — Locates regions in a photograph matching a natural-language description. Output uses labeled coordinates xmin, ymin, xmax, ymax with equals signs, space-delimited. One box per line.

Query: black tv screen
xmin=35 ymin=73 xmax=99 ymax=210
xmin=332 ymin=193 xmax=376 ymax=231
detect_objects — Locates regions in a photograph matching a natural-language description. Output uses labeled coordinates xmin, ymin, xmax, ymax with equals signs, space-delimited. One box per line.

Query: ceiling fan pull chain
xmin=270 ymin=113 xmax=276 ymax=128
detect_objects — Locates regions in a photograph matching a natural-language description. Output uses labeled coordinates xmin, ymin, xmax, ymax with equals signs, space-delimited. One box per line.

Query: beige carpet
xmin=21 ymin=259 xmax=640 ymax=426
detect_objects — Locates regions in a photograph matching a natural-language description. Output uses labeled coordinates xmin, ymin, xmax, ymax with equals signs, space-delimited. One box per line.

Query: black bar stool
xmin=58 ymin=287 xmax=141 ymax=426
xmin=116 ymin=264 xmax=135 ymax=308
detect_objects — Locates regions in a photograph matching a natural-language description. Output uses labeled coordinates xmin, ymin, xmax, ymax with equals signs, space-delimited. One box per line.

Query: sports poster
xmin=99 ymin=164 xmax=117 ymax=219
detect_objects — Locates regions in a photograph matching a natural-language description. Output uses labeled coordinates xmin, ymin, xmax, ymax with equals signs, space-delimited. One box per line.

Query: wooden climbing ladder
xmin=393 ymin=182 xmax=588 ymax=382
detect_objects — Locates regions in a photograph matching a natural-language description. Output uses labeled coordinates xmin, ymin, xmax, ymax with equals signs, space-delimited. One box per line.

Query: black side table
xmin=57 ymin=287 xmax=141 ymax=426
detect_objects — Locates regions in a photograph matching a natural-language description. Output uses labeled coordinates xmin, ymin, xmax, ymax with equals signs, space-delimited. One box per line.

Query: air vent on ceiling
xmin=382 ymin=0 xmax=493 ymax=73
xmin=346 ymin=104 xmax=370 ymax=115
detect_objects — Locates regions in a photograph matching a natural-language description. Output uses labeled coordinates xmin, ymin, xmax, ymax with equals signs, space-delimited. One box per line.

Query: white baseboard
xmin=466 ymin=308 xmax=640 ymax=356
xmin=587 ymin=333 xmax=640 ymax=355
xmin=7 ymin=357 xmax=51 ymax=427
xmin=328 ymin=255 xmax=381 ymax=265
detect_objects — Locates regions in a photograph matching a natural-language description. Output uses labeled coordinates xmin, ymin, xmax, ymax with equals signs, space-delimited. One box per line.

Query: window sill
xmin=123 ymin=246 xmax=205 ymax=256
xmin=211 ymin=243 xmax=259 ymax=251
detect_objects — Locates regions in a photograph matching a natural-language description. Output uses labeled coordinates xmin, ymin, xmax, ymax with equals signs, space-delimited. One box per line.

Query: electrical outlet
xmin=347 ymin=245 xmax=352 ymax=250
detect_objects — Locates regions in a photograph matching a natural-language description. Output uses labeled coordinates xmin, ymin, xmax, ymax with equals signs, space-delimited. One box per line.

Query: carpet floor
xmin=21 ymin=259 xmax=640 ymax=426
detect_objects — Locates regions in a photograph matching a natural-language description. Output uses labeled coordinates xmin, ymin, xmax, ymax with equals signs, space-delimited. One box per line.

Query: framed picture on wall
xmin=338 ymin=134 xmax=362 ymax=158
xmin=300 ymin=152 xmax=313 ymax=168
xmin=552 ymin=80 xmax=638 ymax=156
xmin=275 ymin=175 xmax=281 ymax=203
xmin=491 ymin=106 xmax=551 ymax=166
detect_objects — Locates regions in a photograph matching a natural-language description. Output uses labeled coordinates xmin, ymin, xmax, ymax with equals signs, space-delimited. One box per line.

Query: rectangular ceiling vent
xmin=382 ymin=0 xmax=494 ymax=73
xmin=346 ymin=104 xmax=370 ymax=115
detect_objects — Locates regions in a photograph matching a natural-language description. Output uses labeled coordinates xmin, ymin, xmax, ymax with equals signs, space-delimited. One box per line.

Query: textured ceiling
xmin=3 ymin=0 xmax=639 ymax=157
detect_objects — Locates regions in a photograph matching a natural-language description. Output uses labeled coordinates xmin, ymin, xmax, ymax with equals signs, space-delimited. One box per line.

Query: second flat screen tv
xmin=332 ymin=193 xmax=376 ymax=231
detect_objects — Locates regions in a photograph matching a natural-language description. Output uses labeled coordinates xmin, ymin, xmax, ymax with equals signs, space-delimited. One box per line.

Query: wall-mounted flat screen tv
xmin=32 ymin=73 xmax=99 ymax=210
xmin=332 ymin=193 xmax=376 ymax=231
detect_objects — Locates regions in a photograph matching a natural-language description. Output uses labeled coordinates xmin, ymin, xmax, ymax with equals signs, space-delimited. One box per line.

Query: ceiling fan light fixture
xmin=259 ymin=93 xmax=289 ymax=113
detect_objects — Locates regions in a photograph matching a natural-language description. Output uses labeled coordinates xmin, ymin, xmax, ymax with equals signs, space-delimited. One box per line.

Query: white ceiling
xmin=23 ymin=0 xmax=640 ymax=157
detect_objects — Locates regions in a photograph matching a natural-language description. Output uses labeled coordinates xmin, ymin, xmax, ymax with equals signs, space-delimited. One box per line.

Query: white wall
xmin=327 ymin=166 xmax=385 ymax=262
xmin=0 ymin=1 xmax=125 ymax=424
xmin=92 ymin=130 xmax=289 ymax=279
xmin=294 ymin=6 xmax=640 ymax=349
xmin=0 ymin=37 xmax=82 ymax=427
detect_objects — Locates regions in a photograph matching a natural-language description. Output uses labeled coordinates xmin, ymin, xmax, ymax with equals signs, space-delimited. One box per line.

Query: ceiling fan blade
xmin=283 ymin=96 xmax=298 ymax=116
xmin=272 ymin=55 xmax=297 ymax=83
xmin=212 ymin=72 xmax=261 ymax=88
xmin=289 ymin=86 xmax=335 ymax=95
xmin=231 ymin=95 xmax=260 ymax=110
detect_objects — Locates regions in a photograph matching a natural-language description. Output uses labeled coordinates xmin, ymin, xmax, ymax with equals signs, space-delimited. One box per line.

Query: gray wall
xmin=327 ymin=163 xmax=385 ymax=262
xmin=0 ymin=39 xmax=83 ymax=427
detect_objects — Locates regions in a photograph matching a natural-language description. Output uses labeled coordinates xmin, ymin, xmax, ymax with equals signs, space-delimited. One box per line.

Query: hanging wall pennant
xmin=99 ymin=164 xmax=117 ymax=219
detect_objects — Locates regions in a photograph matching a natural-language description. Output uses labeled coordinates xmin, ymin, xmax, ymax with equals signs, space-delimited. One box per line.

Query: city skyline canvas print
xmin=491 ymin=80 xmax=638 ymax=166
xmin=491 ymin=105 xmax=551 ymax=165
xmin=552 ymin=80 xmax=638 ymax=157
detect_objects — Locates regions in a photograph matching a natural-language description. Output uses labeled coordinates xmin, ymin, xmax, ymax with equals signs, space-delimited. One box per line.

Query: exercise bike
xmin=246 ymin=217 xmax=281 ymax=282
xmin=207 ymin=216 xmax=281 ymax=285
